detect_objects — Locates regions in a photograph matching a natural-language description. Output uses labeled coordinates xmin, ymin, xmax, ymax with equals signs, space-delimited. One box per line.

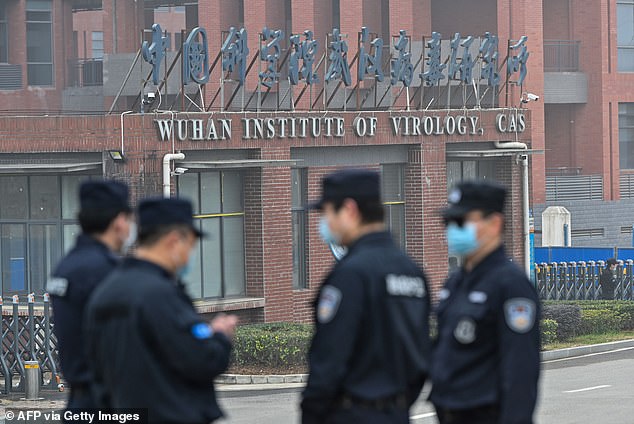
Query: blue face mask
xmin=177 ymin=253 xmax=197 ymax=280
xmin=446 ymin=222 xmax=480 ymax=256
xmin=319 ymin=217 xmax=341 ymax=245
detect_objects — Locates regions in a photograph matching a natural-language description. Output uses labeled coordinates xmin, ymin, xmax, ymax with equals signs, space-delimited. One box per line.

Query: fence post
xmin=0 ymin=296 xmax=11 ymax=394
xmin=588 ymin=261 xmax=597 ymax=299
xmin=552 ymin=262 xmax=560 ymax=300
xmin=11 ymin=295 xmax=24 ymax=391
xmin=42 ymin=293 xmax=59 ymax=390
xmin=623 ymin=259 xmax=634 ymax=300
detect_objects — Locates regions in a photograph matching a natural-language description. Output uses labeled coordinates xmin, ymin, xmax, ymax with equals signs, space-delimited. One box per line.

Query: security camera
xmin=171 ymin=167 xmax=188 ymax=176
xmin=526 ymin=93 xmax=539 ymax=101
xmin=142 ymin=92 xmax=156 ymax=105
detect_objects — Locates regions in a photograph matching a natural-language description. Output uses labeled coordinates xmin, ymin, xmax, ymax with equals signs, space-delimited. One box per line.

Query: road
xmin=217 ymin=347 xmax=634 ymax=424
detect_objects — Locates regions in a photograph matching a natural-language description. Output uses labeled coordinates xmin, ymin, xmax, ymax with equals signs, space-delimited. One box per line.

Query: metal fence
xmin=544 ymin=40 xmax=580 ymax=72
xmin=67 ymin=58 xmax=103 ymax=87
xmin=535 ymin=260 xmax=634 ymax=300
xmin=0 ymin=293 xmax=60 ymax=394
xmin=545 ymin=174 xmax=603 ymax=202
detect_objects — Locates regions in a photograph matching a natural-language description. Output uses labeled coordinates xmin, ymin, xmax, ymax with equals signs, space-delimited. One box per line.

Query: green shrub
xmin=543 ymin=300 xmax=634 ymax=332
xmin=578 ymin=309 xmax=627 ymax=334
xmin=542 ymin=304 xmax=581 ymax=340
xmin=540 ymin=319 xmax=558 ymax=346
xmin=230 ymin=323 xmax=313 ymax=368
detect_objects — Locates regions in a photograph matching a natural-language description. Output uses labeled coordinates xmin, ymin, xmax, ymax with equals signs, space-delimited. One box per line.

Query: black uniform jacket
xmin=302 ymin=231 xmax=431 ymax=423
xmin=48 ymin=234 xmax=120 ymax=385
xmin=85 ymin=257 xmax=232 ymax=424
xmin=430 ymin=246 xmax=541 ymax=424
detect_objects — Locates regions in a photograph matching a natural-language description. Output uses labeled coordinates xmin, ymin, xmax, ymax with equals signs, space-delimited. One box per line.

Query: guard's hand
xmin=210 ymin=313 xmax=239 ymax=339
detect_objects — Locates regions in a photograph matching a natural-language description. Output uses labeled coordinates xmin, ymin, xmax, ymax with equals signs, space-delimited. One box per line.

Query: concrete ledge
xmin=216 ymin=374 xmax=308 ymax=385
xmin=194 ymin=297 xmax=265 ymax=314
xmin=541 ymin=339 xmax=634 ymax=361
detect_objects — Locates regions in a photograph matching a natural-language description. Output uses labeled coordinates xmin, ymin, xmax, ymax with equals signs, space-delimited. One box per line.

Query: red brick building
xmin=0 ymin=0 xmax=557 ymax=322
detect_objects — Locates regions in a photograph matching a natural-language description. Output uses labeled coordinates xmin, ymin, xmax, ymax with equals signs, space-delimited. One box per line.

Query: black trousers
xmin=64 ymin=385 xmax=96 ymax=423
xmin=326 ymin=406 xmax=409 ymax=424
xmin=435 ymin=404 xmax=500 ymax=424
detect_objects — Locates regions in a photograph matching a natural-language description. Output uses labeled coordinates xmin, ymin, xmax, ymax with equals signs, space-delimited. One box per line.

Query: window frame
xmin=291 ymin=168 xmax=308 ymax=289
xmin=617 ymin=1 xmax=634 ymax=72
xmin=619 ymin=102 xmax=634 ymax=169
xmin=25 ymin=0 xmax=54 ymax=87
xmin=0 ymin=2 xmax=7 ymax=63
xmin=91 ymin=31 xmax=104 ymax=59
xmin=381 ymin=163 xmax=406 ymax=250
xmin=0 ymin=173 xmax=97 ymax=297
xmin=177 ymin=170 xmax=247 ymax=300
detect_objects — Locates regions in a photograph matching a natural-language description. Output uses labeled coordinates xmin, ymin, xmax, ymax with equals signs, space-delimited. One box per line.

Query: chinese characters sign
xmin=142 ymin=25 xmax=530 ymax=103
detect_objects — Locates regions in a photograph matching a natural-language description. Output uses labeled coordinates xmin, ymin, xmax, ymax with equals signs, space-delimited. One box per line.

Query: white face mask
xmin=121 ymin=221 xmax=137 ymax=255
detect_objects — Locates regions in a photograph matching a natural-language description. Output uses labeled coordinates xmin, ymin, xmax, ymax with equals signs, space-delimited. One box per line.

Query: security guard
xmin=599 ymin=258 xmax=618 ymax=300
xmin=301 ymin=169 xmax=431 ymax=424
xmin=430 ymin=181 xmax=540 ymax=424
xmin=47 ymin=180 xmax=132 ymax=412
xmin=85 ymin=198 xmax=237 ymax=424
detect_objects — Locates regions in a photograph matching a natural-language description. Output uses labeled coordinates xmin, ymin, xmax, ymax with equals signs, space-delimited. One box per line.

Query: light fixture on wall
xmin=108 ymin=150 xmax=125 ymax=161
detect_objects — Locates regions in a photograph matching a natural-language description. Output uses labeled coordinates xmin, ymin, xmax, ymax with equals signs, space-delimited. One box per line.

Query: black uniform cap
xmin=308 ymin=169 xmax=381 ymax=210
xmin=138 ymin=198 xmax=205 ymax=238
xmin=80 ymin=180 xmax=131 ymax=213
xmin=443 ymin=180 xmax=507 ymax=219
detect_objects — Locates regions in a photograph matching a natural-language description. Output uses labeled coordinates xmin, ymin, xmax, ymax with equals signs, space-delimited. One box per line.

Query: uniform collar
xmin=347 ymin=231 xmax=393 ymax=254
xmin=76 ymin=233 xmax=119 ymax=261
xmin=462 ymin=245 xmax=507 ymax=281
xmin=122 ymin=257 xmax=175 ymax=282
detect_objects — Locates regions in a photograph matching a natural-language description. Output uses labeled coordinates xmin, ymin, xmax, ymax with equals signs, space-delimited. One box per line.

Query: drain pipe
xmin=120 ymin=110 xmax=133 ymax=154
xmin=493 ymin=140 xmax=531 ymax=277
xmin=163 ymin=153 xmax=185 ymax=198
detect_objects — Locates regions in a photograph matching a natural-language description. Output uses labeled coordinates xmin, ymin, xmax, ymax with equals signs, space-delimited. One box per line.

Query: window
xmin=446 ymin=160 xmax=496 ymax=270
xmin=238 ymin=0 xmax=245 ymax=26
xmin=382 ymin=164 xmax=406 ymax=249
xmin=446 ymin=160 xmax=496 ymax=191
xmin=178 ymin=171 xmax=246 ymax=299
xmin=381 ymin=0 xmax=390 ymax=41
xmin=26 ymin=0 xmax=53 ymax=86
xmin=332 ymin=0 xmax=340 ymax=29
xmin=91 ymin=31 xmax=104 ymax=59
xmin=618 ymin=1 xmax=634 ymax=71
xmin=0 ymin=2 xmax=7 ymax=63
xmin=174 ymin=32 xmax=183 ymax=51
xmin=0 ymin=174 xmax=98 ymax=297
xmin=291 ymin=168 xmax=308 ymax=289
xmin=619 ymin=103 xmax=634 ymax=169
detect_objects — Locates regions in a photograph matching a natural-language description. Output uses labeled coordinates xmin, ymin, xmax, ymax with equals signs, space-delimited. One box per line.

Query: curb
xmin=216 ymin=374 xmax=308 ymax=385
xmin=541 ymin=338 xmax=634 ymax=361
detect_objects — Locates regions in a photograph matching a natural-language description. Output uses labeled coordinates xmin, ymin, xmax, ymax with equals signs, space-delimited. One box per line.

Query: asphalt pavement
xmin=0 ymin=346 xmax=631 ymax=423
xmin=217 ymin=347 xmax=634 ymax=423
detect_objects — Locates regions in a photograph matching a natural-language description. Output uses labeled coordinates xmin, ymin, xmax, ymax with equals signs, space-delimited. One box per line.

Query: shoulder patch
xmin=317 ymin=286 xmax=342 ymax=324
xmin=191 ymin=322 xmax=213 ymax=340
xmin=504 ymin=298 xmax=536 ymax=334
xmin=46 ymin=278 xmax=69 ymax=297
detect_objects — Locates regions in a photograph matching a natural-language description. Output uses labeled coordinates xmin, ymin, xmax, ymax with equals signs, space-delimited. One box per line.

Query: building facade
xmin=0 ymin=0 xmax=543 ymax=322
